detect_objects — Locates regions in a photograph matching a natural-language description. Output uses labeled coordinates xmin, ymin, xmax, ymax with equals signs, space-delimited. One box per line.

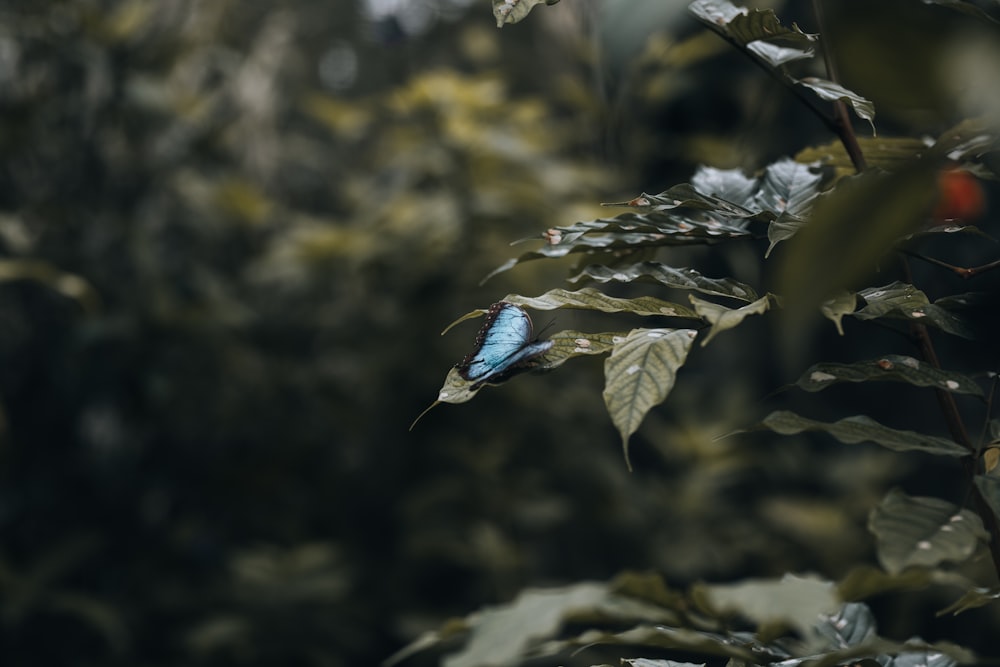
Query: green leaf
xmin=855 ymin=282 xmax=976 ymax=339
xmin=689 ymin=294 xmax=773 ymax=346
xmin=570 ymin=262 xmax=759 ymax=302
xmin=690 ymin=165 xmax=759 ymax=208
xmin=759 ymin=411 xmax=969 ymax=457
xmin=793 ymin=355 xmax=984 ymax=397
xmin=797 ymin=77 xmax=877 ymax=135
xmin=936 ymin=587 xmax=1000 ymax=616
xmin=868 ymin=489 xmax=989 ymax=575
xmin=504 ymin=287 xmax=701 ymax=319
xmin=765 ymin=212 xmax=808 ymax=258
xmin=0 ymin=259 xmax=101 ymax=314
xmin=753 ymin=158 xmax=825 ymax=217
xmin=689 ymin=0 xmax=818 ymax=67
xmin=776 ymin=167 xmax=941 ymax=322
xmin=492 ymin=0 xmax=559 ymax=28
xmin=441 ymin=581 xmax=608 ymax=667
xmin=539 ymin=624 xmax=779 ymax=664
xmin=694 ymin=574 xmax=839 ymax=640
xmin=603 ymin=329 xmax=698 ymax=469
xmin=920 ymin=0 xmax=1000 ymax=25
xmin=837 ymin=566 xmax=944 ymax=602
xmin=484 ymin=211 xmax=753 ymax=280
xmin=820 ymin=291 xmax=857 ymax=335
xmin=622 ymin=660 xmax=705 ymax=667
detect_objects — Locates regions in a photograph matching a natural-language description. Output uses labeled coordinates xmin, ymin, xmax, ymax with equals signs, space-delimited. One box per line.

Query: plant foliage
xmin=412 ymin=0 xmax=1000 ymax=664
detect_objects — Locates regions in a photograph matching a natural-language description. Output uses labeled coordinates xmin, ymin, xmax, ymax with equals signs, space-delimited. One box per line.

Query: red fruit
xmin=931 ymin=169 xmax=985 ymax=223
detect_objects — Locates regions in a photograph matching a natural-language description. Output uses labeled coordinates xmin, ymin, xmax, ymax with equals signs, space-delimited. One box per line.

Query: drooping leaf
xmin=492 ymin=0 xmax=560 ymax=28
xmin=868 ymin=489 xmax=989 ymax=575
xmin=793 ymin=355 xmax=984 ymax=397
xmin=570 ymin=262 xmax=759 ymax=302
xmin=776 ymin=167 xmax=941 ymax=323
xmin=854 ymin=282 xmax=976 ymax=339
xmin=603 ymin=329 xmax=698 ymax=469
xmin=689 ymin=294 xmax=773 ymax=346
xmin=936 ymin=587 xmax=1000 ymax=616
xmin=0 ymin=259 xmax=102 ymax=313
xmin=897 ymin=224 xmax=996 ymax=246
xmin=603 ymin=183 xmax=756 ymax=218
xmin=693 ymin=574 xmax=839 ymax=640
xmin=759 ymin=411 xmax=969 ymax=457
xmin=820 ymin=291 xmax=857 ymax=335
xmin=503 ymin=288 xmax=701 ymax=319
xmin=797 ymin=77 xmax=877 ymax=135
xmin=765 ymin=212 xmax=808 ymax=257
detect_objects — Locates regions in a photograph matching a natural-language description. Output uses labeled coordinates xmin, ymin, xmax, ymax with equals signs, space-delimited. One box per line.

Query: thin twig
xmin=811 ymin=0 xmax=867 ymax=172
xmin=902 ymin=249 xmax=1000 ymax=279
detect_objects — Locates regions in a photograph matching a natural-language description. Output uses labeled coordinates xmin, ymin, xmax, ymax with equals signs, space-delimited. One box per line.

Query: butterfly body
xmin=457 ymin=302 xmax=552 ymax=388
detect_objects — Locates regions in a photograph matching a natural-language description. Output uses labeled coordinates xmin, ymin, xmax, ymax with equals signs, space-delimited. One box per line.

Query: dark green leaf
xmin=690 ymin=165 xmax=759 ymax=208
xmin=765 ymin=212 xmax=807 ymax=258
xmin=753 ymin=158 xmax=825 ymax=217
xmin=504 ymin=288 xmax=701 ymax=319
xmin=920 ymin=0 xmax=1000 ymax=25
xmin=837 ymin=565 xmax=971 ymax=602
xmin=868 ymin=489 xmax=988 ymax=575
xmin=797 ymin=77 xmax=877 ymax=135
xmin=603 ymin=329 xmax=698 ymax=469
xmin=854 ymin=282 xmax=976 ymax=339
xmin=570 ymin=262 xmax=759 ymax=302
xmin=795 ymin=136 xmax=932 ymax=178
xmin=759 ymin=411 xmax=969 ymax=457
xmin=974 ymin=474 xmax=1000 ymax=523
xmin=689 ymin=294 xmax=773 ymax=346
xmin=793 ymin=355 xmax=984 ymax=397
xmin=689 ymin=0 xmax=818 ymax=67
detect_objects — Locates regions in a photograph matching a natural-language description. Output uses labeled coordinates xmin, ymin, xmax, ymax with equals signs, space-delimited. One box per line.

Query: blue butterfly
xmin=457 ymin=302 xmax=553 ymax=388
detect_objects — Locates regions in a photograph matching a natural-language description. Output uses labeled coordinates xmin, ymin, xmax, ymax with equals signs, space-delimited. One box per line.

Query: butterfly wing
xmin=457 ymin=302 xmax=552 ymax=387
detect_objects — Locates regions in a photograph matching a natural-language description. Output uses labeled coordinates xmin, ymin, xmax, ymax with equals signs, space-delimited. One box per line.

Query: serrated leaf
xmin=694 ymin=574 xmax=839 ymax=640
xmin=603 ymin=329 xmax=698 ymax=469
xmin=936 ymin=587 xmax=1000 ymax=616
xmin=854 ymin=282 xmax=976 ymax=339
xmin=504 ymin=288 xmax=701 ymax=319
xmin=797 ymin=77 xmax=876 ymax=135
xmin=570 ymin=262 xmax=758 ymax=302
xmin=868 ymin=489 xmax=988 ymax=575
xmin=492 ymin=0 xmax=559 ymax=28
xmin=776 ymin=167 xmax=941 ymax=321
xmin=820 ymin=291 xmax=856 ymax=335
xmin=441 ymin=582 xmax=608 ymax=667
xmin=794 ymin=356 xmax=983 ymax=397
xmin=689 ymin=294 xmax=773 ymax=346
xmin=759 ymin=411 xmax=969 ymax=457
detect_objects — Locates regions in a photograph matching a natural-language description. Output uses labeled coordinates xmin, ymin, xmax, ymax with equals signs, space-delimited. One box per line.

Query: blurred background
xmin=1 ymin=0 xmax=998 ymax=665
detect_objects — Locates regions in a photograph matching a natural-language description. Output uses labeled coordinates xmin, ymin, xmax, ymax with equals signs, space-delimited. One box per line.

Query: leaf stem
xmin=901 ymin=257 xmax=1000 ymax=579
xmin=902 ymin=249 xmax=1000 ymax=279
xmin=811 ymin=0 xmax=867 ymax=172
